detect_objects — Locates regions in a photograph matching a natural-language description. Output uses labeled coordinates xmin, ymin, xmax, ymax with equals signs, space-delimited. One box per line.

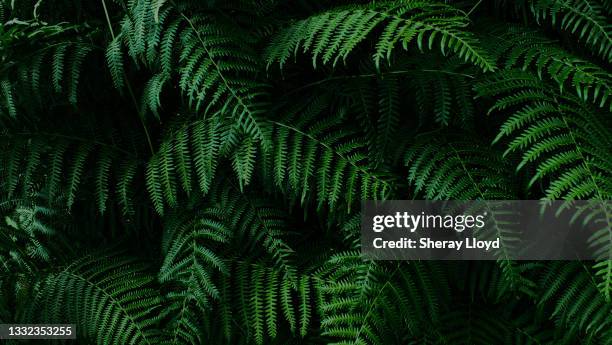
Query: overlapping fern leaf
xmin=404 ymin=132 xmax=536 ymax=291
xmin=0 ymin=195 xmax=60 ymax=274
xmin=404 ymin=132 xmax=516 ymax=200
xmin=485 ymin=25 xmax=612 ymax=111
xmin=1 ymin=0 xmax=612 ymax=344
xmin=113 ymin=1 xmax=271 ymax=146
xmin=476 ymin=69 xmax=612 ymax=299
xmin=530 ymin=0 xmax=612 ymax=63
xmin=268 ymin=95 xmax=395 ymax=211
xmin=316 ymin=253 xmax=451 ymax=345
xmin=538 ymin=262 xmax=612 ymax=343
xmin=158 ymin=180 xmax=302 ymax=343
xmin=144 ymin=115 xmax=272 ymax=213
xmin=0 ymin=20 xmax=95 ymax=117
xmin=265 ymin=1 xmax=495 ymax=71
xmin=0 ymin=131 xmax=142 ymax=215
xmin=21 ymin=254 xmax=164 ymax=344
xmin=159 ymin=205 xmax=229 ymax=344
xmin=226 ymin=262 xmax=313 ymax=345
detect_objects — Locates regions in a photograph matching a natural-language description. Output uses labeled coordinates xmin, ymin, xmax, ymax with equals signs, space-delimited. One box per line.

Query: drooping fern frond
xmin=530 ymin=0 xmax=612 ymax=63
xmin=0 ymin=79 xmax=16 ymax=118
xmin=160 ymin=207 xmax=230 ymax=299
xmin=144 ymin=98 xmax=394 ymax=215
xmin=316 ymin=253 xmax=451 ymax=345
xmin=268 ymin=96 xmax=395 ymax=212
xmin=224 ymin=262 xmax=313 ymax=345
xmin=115 ymin=2 xmax=272 ymax=147
xmin=159 ymin=206 xmax=230 ymax=344
xmin=404 ymin=132 xmax=517 ymax=200
xmin=0 ymin=131 xmax=142 ymax=214
xmin=0 ymin=20 xmax=95 ymax=116
xmin=476 ymin=69 xmax=612 ymax=299
xmin=476 ymin=69 xmax=612 ymax=200
xmin=157 ymin=178 xmax=303 ymax=343
xmin=404 ymin=132 xmax=536 ymax=291
xmin=486 ymin=25 xmax=612 ymax=111
xmin=144 ymin=116 xmax=238 ymax=213
xmin=106 ymin=35 xmax=125 ymax=92
xmin=0 ymin=196 xmax=62 ymax=274
xmin=538 ymin=262 xmax=612 ymax=343
xmin=265 ymin=1 xmax=495 ymax=71
xmin=402 ymin=57 xmax=478 ymax=129
xmin=208 ymin=181 xmax=298 ymax=278
xmin=22 ymin=254 xmax=164 ymax=344
xmin=374 ymin=75 xmax=400 ymax=164
xmin=288 ymin=57 xmax=477 ymax=169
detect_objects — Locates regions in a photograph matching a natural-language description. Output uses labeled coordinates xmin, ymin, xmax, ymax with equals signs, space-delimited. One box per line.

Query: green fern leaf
xmin=266 ymin=2 xmax=495 ymax=71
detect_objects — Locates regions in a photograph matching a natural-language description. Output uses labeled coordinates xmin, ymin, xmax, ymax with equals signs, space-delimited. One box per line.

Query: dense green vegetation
xmin=1 ymin=0 xmax=611 ymax=343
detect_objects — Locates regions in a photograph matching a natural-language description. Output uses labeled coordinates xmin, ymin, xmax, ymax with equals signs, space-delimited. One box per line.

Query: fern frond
xmin=531 ymin=0 xmax=612 ymax=62
xmin=477 ymin=69 xmax=612 ymax=298
xmin=0 ymin=79 xmax=16 ymax=118
xmin=404 ymin=132 xmax=536 ymax=290
xmin=405 ymin=132 xmax=516 ymax=200
xmin=375 ymin=75 xmax=400 ymax=163
xmin=106 ymin=35 xmax=126 ymax=92
xmin=117 ymin=5 xmax=272 ymax=146
xmin=208 ymin=182 xmax=297 ymax=278
xmin=143 ymin=116 xmax=223 ymax=210
xmin=1 ymin=200 xmax=58 ymax=272
xmin=231 ymin=262 xmax=310 ymax=344
xmin=0 ymin=21 xmax=96 ymax=114
xmin=0 ymin=133 xmax=141 ymax=214
xmin=266 ymin=2 xmax=495 ymax=71
xmin=317 ymin=253 xmax=451 ymax=345
xmin=66 ymin=143 xmax=93 ymax=209
xmin=95 ymin=148 xmax=114 ymax=214
xmin=23 ymin=254 xmax=164 ymax=344
xmin=487 ymin=25 xmax=612 ymax=111
xmin=269 ymin=99 xmax=395 ymax=211
xmin=159 ymin=207 xmax=230 ymax=344
xmin=538 ymin=262 xmax=612 ymax=342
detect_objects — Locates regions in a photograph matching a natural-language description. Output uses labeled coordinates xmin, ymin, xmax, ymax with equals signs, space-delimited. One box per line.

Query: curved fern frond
xmin=0 ymin=20 xmax=95 ymax=116
xmin=23 ymin=254 xmax=164 ymax=344
xmin=530 ymin=0 xmax=612 ymax=62
xmin=106 ymin=35 xmax=125 ymax=92
xmin=143 ymin=116 xmax=234 ymax=210
xmin=405 ymin=132 xmax=516 ymax=200
xmin=266 ymin=1 xmax=495 ymax=71
xmin=476 ymin=69 xmax=612 ymax=299
xmin=230 ymin=262 xmax=311 ymax=345
xmin=487 ymin=25 xmax=612 ymax=111
xmin=0 ymin=199 xmax=59 ymax=273
xmin=117 ymin=4 xmax=272 ymax=147
xmin=538 ymin=262 xmax=612 ymax=342
xmin=404 ymin=132 xmax=535 ymax=291
xmin=160 ymin=207 xmax=230 ymax=344
xmin=316 ymin=253 xmax=450 ymax=345
xmin=0 ymin=132 xmax=141 ymax=213
xmin=269 ymin=98 xmax=395 ymax=211
xmin=207 ymin=182 xmax=297 ymax=278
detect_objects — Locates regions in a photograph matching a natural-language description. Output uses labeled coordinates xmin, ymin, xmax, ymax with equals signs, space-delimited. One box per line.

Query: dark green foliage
xmin=24 ymin=255 xmax=164 ymax=344
xmin=1 ymin=0 xmax=611 ymax=344
xmin=268 ymin=96 xmax=394 ymax=211
xmin=265 ymin=1 xmax=495 ymax=71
